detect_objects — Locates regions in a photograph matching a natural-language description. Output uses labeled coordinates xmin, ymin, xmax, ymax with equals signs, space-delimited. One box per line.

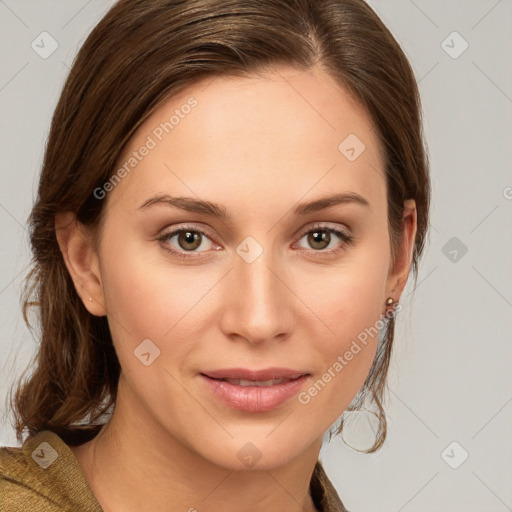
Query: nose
xmin=218 ymin=243 xmax=295 ymax=345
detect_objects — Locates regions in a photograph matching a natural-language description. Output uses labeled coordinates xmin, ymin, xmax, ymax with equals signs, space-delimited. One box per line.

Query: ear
xmin=55 ymin=212 xmax=106 ymax=317
xmin=385 ymin=199 xmax=418 ymax=302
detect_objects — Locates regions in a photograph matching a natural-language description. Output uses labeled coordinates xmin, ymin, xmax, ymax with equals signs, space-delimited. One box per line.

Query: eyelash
xmin=157 ymin=223 xmax=354 ymax=259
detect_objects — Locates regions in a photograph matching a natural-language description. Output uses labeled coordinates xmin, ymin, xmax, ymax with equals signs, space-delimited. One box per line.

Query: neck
xmin=70 ymin=372 xmax=322 ymax=512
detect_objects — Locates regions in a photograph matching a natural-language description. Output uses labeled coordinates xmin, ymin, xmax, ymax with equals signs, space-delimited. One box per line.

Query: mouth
xmin=210 ymin=377 xmax=295 ymax=387
xmin=199 ymin=367 xmax=310 ymax=412
xmin=201 ymin=367 xmax=308 ymax=381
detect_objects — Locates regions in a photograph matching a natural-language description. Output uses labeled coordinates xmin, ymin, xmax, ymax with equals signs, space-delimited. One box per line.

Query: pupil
xmin=310 ymin=230 xmax=329 ymax=249
xmin=180 ymin=231 xmax=200 ymax=250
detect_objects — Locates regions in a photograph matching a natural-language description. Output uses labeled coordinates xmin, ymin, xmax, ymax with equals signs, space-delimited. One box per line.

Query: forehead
xmin=108 ymin=65 xmax=386 ymax=213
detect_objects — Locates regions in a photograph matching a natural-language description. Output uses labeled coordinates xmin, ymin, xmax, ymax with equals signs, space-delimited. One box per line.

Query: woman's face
xmin=77 ymin=65 xmax=415 ymax=469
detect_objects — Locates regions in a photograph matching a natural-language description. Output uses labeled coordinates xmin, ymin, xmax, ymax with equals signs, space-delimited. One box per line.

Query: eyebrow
xmin=138 ymin=192 xmax=370 ymax=219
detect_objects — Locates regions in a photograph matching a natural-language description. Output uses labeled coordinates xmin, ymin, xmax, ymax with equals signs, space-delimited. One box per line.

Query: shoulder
xmin=0 ymin=430 xmax=103 ymax=512
xmin=1 ymin=430 xmax=58 ymax=511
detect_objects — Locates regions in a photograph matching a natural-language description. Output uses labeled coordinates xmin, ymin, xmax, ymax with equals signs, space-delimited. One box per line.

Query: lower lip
xmin=200 ymin=374 xmax=309 ymax=412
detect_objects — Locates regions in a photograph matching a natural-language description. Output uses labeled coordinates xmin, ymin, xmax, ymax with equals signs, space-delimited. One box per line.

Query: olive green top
xmin=0 ymin=430 xmax=349 ymax=511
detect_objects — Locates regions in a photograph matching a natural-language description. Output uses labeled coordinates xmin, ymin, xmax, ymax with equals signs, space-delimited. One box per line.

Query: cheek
xmin=302 ymin=241 xmax=389 ymax=349
xmin=294 ymin=248 xmax=390 ymax=419
xmin=296 ymin=301 xmax=384 ymax=432
xmin=99 ymin=235 xmax=218 ymax=368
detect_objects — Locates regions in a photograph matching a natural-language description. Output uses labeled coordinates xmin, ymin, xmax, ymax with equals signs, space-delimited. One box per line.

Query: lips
xmin=202 ymin=367 xmax=307 ymax=381
xmin=221 ymin=378 xmax=289 ymax=387
xmin=200 ymin=367 xmax=310 ymax=412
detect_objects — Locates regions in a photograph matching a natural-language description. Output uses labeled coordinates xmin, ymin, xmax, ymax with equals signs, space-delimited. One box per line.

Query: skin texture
xmin=56 ymin=65 xmax=417 ymax=512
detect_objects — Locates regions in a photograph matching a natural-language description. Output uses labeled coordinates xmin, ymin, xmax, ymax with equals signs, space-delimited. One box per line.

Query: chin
xmin=190 ymin=430 xmax=317 ymax=472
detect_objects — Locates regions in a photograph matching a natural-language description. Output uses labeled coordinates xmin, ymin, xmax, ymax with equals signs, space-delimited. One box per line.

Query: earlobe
xmin=54 ymin=212 xmax=106 ymax=317
xmin=386 ymin=199 xmax=418 ymax=301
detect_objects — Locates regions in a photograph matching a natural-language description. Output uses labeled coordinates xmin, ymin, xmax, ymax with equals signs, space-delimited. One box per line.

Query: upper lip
xmin=201 ymin=367 xmax=308 ymax=381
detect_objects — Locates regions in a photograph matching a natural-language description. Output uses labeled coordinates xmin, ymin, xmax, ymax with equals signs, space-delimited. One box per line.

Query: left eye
xmin=295 ymin=226 xmax=353 ymax=253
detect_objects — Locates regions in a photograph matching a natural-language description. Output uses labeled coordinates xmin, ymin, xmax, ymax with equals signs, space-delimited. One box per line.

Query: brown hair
xmin=9 ymin=0 xmax=430 ymax=452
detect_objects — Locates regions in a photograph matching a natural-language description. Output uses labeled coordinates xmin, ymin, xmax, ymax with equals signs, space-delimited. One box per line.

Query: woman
xmin=0 ymin=0 xmax=430 ymax=510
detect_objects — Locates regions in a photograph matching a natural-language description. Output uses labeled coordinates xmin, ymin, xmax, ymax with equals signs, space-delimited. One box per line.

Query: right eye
xmin=157 ymin=225 xmax=219 ymax=257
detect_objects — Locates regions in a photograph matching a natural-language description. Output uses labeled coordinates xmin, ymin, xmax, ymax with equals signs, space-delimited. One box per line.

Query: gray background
xmin=1 ymin=1 xmax=511 ymax=511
